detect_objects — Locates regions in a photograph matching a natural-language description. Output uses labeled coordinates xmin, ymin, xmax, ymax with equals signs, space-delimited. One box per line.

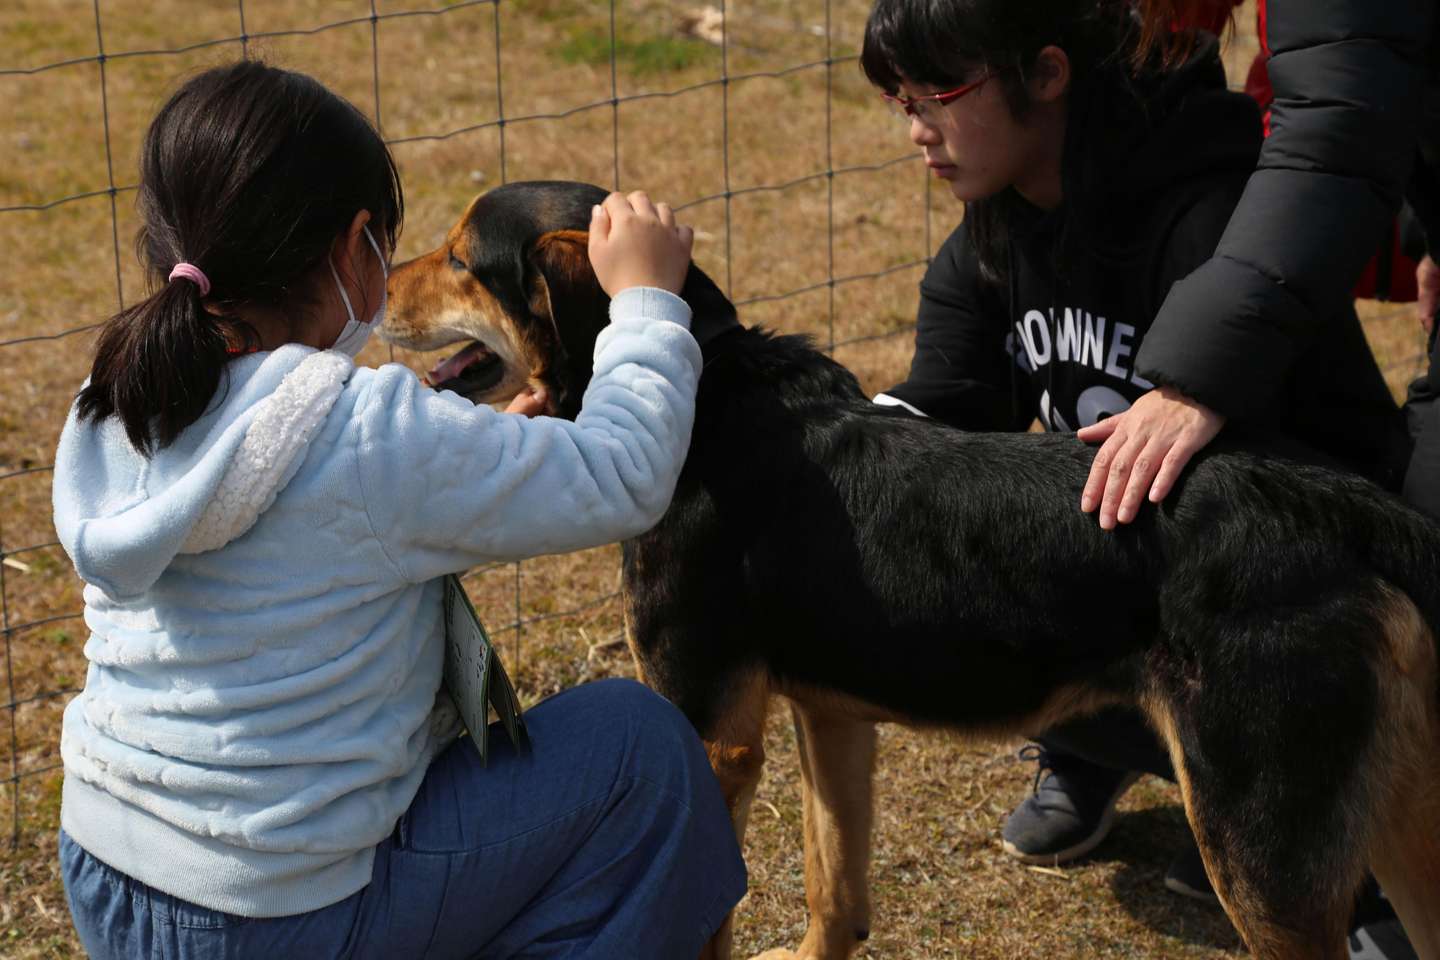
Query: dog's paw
xmin=747 ymin=950 xmax=802 ymax=960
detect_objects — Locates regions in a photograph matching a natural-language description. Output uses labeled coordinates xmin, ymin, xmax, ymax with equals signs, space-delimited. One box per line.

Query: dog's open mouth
xmin=425 ymin=341 xmax=505 ymax=396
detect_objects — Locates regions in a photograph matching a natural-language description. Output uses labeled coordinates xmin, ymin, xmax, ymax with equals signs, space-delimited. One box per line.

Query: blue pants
xmin=61 ymin=678 xmax=746 ymax=959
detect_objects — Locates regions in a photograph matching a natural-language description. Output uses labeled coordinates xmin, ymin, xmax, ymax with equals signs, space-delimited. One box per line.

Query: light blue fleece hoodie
xmin=53 ymin=288 xmax=699 ymax=918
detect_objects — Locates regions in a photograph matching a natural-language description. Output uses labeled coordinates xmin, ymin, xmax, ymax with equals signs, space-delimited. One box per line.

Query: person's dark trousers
xmin=1034 ymin=707 xmax=1174 ymax=781
xmin=1403 ymin=323 xmax=1440 ymax=519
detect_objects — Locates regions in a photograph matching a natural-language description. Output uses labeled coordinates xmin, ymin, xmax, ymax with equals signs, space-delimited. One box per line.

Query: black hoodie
xmin=878 ymin=37 xmax=1410 ymax=487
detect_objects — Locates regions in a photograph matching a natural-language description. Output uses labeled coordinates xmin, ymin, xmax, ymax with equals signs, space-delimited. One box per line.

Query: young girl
xmin=861 ymin=0 xmax=1409 ymax=905
xmin=54 ymin=60 xmax=744 ymax=958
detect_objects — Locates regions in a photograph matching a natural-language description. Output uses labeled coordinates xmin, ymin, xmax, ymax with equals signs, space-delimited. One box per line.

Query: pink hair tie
xmin=168 ymin=262 xmax=211 ymax=297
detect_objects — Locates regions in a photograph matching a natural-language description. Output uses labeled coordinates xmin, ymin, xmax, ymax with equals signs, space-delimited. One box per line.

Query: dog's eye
xmin=448 ymin=250 xmax=466 ymax=271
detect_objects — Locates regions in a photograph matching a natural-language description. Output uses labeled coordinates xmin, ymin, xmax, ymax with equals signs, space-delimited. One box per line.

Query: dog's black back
xmin=627 ymin=318 xmax=1440 ymax=724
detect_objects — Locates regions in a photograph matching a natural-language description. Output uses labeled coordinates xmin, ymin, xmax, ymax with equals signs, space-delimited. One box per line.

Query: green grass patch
xmin=27 ymin=552 xmax=65 ymax=577
xmin=557 ymin=28 xmax=717 ymax=76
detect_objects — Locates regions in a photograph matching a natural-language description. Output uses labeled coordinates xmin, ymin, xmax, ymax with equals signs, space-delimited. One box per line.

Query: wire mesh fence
xmin=0 ymin=0 xmax=1429 ymax=856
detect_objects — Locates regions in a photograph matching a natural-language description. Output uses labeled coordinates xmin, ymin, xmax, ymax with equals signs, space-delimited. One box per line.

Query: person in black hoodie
xmin=860 ymin=0 xmax=1413 ymax=918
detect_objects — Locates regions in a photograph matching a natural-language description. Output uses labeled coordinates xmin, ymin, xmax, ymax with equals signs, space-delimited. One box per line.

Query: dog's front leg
xmin=693 ymin=670 xmax=772 ymax=960
xmin=752 ymin=703 xmax=877 ymax=960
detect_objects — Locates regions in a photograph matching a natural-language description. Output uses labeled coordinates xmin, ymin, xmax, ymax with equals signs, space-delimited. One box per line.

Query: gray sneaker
xmin=1001 ymin=745 xmax=1140 ymax=864
xmin=1349 ymin=884 xmax=1417 ymax=960
xmin=1349 ymin=921 xmax=1418 ymax=960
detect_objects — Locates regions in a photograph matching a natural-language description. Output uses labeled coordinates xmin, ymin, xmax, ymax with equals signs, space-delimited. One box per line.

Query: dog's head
xmin=381 ymin=180 xmax=736 ymax=419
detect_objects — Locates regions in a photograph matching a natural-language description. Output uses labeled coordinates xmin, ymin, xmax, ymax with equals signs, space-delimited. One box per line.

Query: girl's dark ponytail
xmin=76 ymin=60 xmax=403 ymax=455
xmin=78 ymin=277 xmax=237 ymax=454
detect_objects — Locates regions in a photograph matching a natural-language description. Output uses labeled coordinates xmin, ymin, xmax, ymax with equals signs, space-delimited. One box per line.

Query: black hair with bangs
xmin=861 ymin=0 xmax=1143 ymax=284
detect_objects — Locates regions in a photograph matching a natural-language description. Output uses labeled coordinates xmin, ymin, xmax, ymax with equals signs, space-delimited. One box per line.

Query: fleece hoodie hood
xmin=54 ymin=346 xmax=353 ymax=599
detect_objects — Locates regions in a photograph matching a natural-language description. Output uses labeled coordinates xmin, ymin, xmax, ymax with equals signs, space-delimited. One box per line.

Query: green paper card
xmin=442 ymin=574 xmax=528 ymax=765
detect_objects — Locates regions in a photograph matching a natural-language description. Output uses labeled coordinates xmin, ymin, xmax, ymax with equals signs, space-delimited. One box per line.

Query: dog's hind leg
xmin=750 ymin=701 xmax=876 ymax=960
xmin=1370 ymin=747 xmax=1440 ymax=960
xmin=1138 ymin=580 xmax=1426 ymax=960
xmin=1143 ymin=689 xmax=1355 ymax=960
xmin=1370 ymin=776 xmax=1440 ymax=959
xmin=1365 ymin=588 xmax=1440 ymax=958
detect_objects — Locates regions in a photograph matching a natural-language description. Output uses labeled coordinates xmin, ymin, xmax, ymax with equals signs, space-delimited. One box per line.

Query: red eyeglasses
xmin=881 ymin=74 xmax=992 ymax=123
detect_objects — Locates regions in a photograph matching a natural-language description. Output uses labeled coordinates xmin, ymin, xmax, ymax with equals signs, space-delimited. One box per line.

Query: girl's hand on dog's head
xmin=588 ymin=190 xmax=694 ymax=298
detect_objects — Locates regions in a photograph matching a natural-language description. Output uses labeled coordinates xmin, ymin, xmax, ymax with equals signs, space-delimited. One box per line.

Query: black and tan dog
xmin=381 ymin=180 xmax=1440 ymax=960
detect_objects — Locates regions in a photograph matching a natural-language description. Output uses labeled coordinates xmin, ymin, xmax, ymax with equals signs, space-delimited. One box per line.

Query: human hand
xmin=1417 ymin=254 xmax=1440 ymax=335
xmin=588 ymin=190 xmax=694 ymax=298
xmin=1076 ymin=386 xmax=1225 ymax=530
xmin=504 ymin=385 xmax=548 ymax=418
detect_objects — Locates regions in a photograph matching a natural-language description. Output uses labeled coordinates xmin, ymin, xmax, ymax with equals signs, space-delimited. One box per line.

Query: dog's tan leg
xmin=696 ymin=671 xmax=771 ymax=960
xmin=1367 ymin=591 xmax=1440 ymax=959
xmin=1143 ymin=695 xmax=1351 ymax=960
xmin=751 ymin=702 xmax=877 ymax=960
xmin=1370 ymin=756 xmax=1440 ymax=960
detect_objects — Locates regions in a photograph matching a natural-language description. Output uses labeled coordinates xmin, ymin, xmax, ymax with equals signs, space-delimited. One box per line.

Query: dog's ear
xmin=527 ymin=229 xmax=611 ymax=418
xmin=527 ymin=230 xmax=606 ymax=324
xmin=681 ymin=263 xmax=740 ymax=346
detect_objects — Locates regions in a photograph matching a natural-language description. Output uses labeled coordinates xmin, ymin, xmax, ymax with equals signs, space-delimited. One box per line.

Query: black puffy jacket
xmin=1135 ymin=0 xmax=1437 ymax=433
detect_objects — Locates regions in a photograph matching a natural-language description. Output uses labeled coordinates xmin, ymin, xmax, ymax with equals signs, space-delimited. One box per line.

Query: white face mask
xmin=329 ymin=225 xmax=387 ymax=358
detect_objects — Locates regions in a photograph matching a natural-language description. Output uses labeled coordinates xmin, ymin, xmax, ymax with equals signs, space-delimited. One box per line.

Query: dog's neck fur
xmin=680 ymin=323 xmax=872 ymax=494
xmin=674 ymin=268 xmax=871 ymax=457
xmin=680 ymin=266 xmax=742 ymax=348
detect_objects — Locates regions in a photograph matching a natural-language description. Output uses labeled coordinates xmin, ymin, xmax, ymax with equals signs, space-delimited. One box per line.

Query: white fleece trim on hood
xmin=181 ymin=350 xmax=354 ymax=555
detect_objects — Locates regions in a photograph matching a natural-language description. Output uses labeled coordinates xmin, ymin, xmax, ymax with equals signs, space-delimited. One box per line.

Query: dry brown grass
xmin=0 ymin=0 xmax=1430 ymax=957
